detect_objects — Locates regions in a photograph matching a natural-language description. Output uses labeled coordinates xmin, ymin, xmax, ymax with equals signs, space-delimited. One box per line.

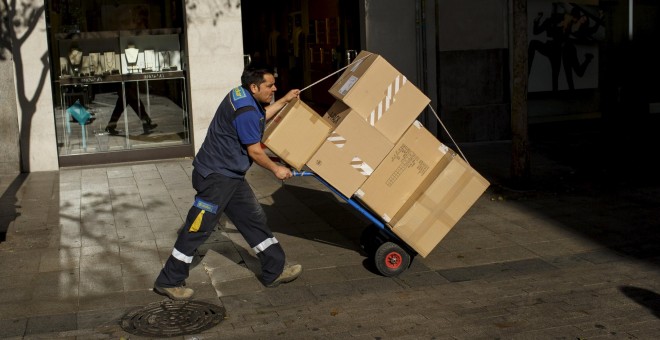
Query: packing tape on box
xmin=327 ymin=132 xmax=346 ymax=148
xmin=369 ymin=74 xmax=407 ymax=127
xmin=407 ymin=167 xmax=473 ymax=242
xmin=385 ymin=151 xmax=453 ymax=221
xmin=350 ymin=57 xmax=366 ymax=72
xmin=406 ymin=160 xmax=489 ymax=250
xmin=308 ymin=113 xmax=323 ymax=123
xmin=274 ymin=148 xmax=291 ymax=159
xmin=350 ymin=157 xmax=373 ymax=176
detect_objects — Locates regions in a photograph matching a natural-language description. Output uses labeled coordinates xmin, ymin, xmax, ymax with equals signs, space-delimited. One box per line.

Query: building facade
xmin=1 ymin=0 xmax=656 ymax=173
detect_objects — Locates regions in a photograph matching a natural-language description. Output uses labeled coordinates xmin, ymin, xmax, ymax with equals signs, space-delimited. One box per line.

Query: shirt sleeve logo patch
xmin=231 ymin=86 xmax=247 ymax=101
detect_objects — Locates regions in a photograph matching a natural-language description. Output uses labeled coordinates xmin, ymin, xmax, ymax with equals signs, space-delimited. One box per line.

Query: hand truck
xmin=292 ymin=170 xmax=417 ymax=277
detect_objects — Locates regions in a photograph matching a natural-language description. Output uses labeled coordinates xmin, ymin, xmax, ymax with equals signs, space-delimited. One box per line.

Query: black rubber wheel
xmin=374 ymin=241 xmax=411 ymax=277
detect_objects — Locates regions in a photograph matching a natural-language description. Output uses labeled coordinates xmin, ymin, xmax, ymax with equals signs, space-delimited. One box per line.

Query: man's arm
xmin=264 ymin=89 xmax=300 ymax=121
xmin=246 ymin=142 xmax=292 ymax=180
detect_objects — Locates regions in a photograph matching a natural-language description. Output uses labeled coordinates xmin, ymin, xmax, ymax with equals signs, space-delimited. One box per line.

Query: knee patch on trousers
xmin=189 ymin=197 xmax=218 ymax=232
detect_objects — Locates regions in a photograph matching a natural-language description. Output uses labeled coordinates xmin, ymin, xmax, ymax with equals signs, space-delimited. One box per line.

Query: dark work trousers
xmin=106 ymin=82 xmax=151 ymax=128
xmin=155 ymin=170 xmax=286 ymax=287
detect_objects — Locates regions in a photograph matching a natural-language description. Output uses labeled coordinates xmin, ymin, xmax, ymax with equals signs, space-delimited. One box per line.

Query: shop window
xmin=45 ymin=0 xmax=191 ymax=159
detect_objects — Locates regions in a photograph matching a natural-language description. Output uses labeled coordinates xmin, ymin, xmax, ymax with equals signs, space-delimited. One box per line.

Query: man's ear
xmin=249 ymin=83 xmax=258 ymax=94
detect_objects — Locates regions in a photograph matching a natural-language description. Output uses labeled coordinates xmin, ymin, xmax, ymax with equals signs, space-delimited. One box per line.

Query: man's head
xmin=242 ymin=63 xmax=277 ymax=104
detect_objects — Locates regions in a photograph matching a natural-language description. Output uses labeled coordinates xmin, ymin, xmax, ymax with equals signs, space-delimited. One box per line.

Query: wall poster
xmin=528 ymin=1 xmax=605 ymax=92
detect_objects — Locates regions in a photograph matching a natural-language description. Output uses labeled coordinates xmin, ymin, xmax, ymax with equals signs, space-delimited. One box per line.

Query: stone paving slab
xmin=1 ymin=133 xmax=660 ymax=338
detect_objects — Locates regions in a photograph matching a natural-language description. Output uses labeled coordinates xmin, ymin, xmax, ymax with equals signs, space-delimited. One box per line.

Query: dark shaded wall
xmin=360 ymin=0 xmax=439 ymax=135
xmin=437 ymin=0 xmax=511 ymax=142
xmin=610 ymin=0 xmax=660 ymax=118
xmin=439 ymin=49 xmax=511 ymax=141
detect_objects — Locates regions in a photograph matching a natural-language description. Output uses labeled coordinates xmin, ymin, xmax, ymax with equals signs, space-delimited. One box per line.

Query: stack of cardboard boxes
xmin=262 ymin=51 xmax=490 ymax=258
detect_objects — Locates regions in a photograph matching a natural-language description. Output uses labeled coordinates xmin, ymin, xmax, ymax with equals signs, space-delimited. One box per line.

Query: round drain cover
xmin=120 ymin=300 xmax=225 ymax=337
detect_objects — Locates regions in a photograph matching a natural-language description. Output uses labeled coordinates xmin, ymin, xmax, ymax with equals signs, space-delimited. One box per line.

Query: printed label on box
xmin=339 ymin=75 xmax=358 ymax=96
xmin=384 ymin=144 xmax=430 ymax=187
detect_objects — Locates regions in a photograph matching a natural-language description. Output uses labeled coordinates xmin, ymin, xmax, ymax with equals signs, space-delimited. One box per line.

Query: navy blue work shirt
xmin=193 ymin=86 xmax=266 ymax=179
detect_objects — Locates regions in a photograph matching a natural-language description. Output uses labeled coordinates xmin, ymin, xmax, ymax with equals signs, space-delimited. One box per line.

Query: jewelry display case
xmin=54 ymin=29 xmax=190 ymax=155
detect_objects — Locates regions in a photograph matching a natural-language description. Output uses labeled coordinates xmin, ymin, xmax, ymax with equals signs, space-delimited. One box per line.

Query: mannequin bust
xmin=104 ymin=51 xmax=116 ymax=73
xmin=125 ymin=45 xmax=139 ymax=72
xmin=89 ymin=53 xmax=99 ymax=75
xmin=68 ymin=47 xmax=83 ymax=66
xmin=69 ymin=47 xmax=83 ymax=76
xmin=125 ymin=45 xmax=139 ymax=63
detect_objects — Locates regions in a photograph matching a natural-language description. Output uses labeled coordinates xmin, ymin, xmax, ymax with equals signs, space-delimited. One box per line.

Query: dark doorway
xmin=241 ymin=0 xmax=361 ymax=113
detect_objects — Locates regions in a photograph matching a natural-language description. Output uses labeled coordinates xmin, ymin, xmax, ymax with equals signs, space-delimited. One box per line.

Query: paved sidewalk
xmin=1 ymin=120 xmax=660 ymax=339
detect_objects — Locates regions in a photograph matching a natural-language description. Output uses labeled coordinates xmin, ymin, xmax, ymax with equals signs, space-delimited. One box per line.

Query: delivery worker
xmin=154 ymin=63 xmax=302 ymax=300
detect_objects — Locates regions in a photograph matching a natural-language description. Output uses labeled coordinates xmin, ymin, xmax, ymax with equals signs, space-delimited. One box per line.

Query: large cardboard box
xmin=390 ymin=155 xmax=490 ymax=257
xmin=355 ymin=121 xmax=451 ymax=222
xmin=328 ymin=51 xmax=430 ymax=144
xmin=262 ymin=98 xmax=332 ymax=171
xmin=307 ymin=100 xmax=394 ymax=197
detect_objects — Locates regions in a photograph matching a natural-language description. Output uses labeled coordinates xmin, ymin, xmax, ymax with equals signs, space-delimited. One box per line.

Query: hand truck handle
xmin=292 ymin=169 xmax=314 ymax=177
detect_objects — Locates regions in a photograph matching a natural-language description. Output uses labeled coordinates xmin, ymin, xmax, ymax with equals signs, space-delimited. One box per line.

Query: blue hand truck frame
xmin=292 ymin=169 xmax=418 ymax=277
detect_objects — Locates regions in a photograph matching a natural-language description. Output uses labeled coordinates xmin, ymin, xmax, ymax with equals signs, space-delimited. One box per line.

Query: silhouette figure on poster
xmin=528 ymin=8 xmax=566 ymax=92
xmin=562 ymin=6 xmax=603 ymax=90
xmin=528 ymin=3 xmax=603 ymax=91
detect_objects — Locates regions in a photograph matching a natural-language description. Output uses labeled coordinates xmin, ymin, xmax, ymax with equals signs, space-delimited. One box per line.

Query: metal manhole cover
xmin=120 ymin=300 xmax=225 ymax=337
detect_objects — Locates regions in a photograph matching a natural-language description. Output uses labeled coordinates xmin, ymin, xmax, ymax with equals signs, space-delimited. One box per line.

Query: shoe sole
xmin=153 ymin=286 xmax=192 ymax=301
xmin=265 ymin=266 xmax=302 ymax=288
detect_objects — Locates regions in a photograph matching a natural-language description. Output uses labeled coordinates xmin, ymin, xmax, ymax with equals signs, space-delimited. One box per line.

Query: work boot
xmin=264 ymin=264 xmax=302 ymax=288
xmin=153 ymin=284 xmax=194 ymax=300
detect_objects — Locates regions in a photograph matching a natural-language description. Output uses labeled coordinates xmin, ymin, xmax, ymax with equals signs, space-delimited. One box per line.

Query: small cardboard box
xmin=328 ymin=51 xmax=431 ymax=144
xmin=390 ymin=155 xmax=490 ymax=257
xmin=262 ymin=98 xmax=332 ymax=171
xmin=355 ymin=121 xmax=450 ymax=222
xmin=307 ymin=100 xmax=394 ymax=197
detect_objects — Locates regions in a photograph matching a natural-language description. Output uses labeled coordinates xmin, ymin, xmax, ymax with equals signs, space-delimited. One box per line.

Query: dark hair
xmin=241 ymin=62 xmax=274 ymax=89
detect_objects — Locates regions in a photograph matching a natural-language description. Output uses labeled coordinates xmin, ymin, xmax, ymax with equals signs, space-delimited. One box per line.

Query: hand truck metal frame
xmin=292 ymin=169 xmax=417 ymax=277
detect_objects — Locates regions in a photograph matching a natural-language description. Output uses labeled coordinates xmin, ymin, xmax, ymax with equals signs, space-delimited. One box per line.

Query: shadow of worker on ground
xmin=267 ymin=179 xmax=378 ymax=265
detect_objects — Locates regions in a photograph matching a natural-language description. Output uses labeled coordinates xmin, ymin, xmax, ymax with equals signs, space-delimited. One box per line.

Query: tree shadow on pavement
xmin=0 ymin=173 xmax=28 ymax=243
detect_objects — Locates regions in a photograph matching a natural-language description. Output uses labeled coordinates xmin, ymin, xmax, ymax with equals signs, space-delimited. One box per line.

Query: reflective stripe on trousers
xmin=155 ymin=170 xmax=286 ymax=287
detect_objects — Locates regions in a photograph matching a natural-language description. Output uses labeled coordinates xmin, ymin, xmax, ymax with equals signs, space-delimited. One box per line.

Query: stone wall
xmin=185 ymin=0 xmax=245 ymax=153
xmin=0 ymin=57 xmax=20 ymax=174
